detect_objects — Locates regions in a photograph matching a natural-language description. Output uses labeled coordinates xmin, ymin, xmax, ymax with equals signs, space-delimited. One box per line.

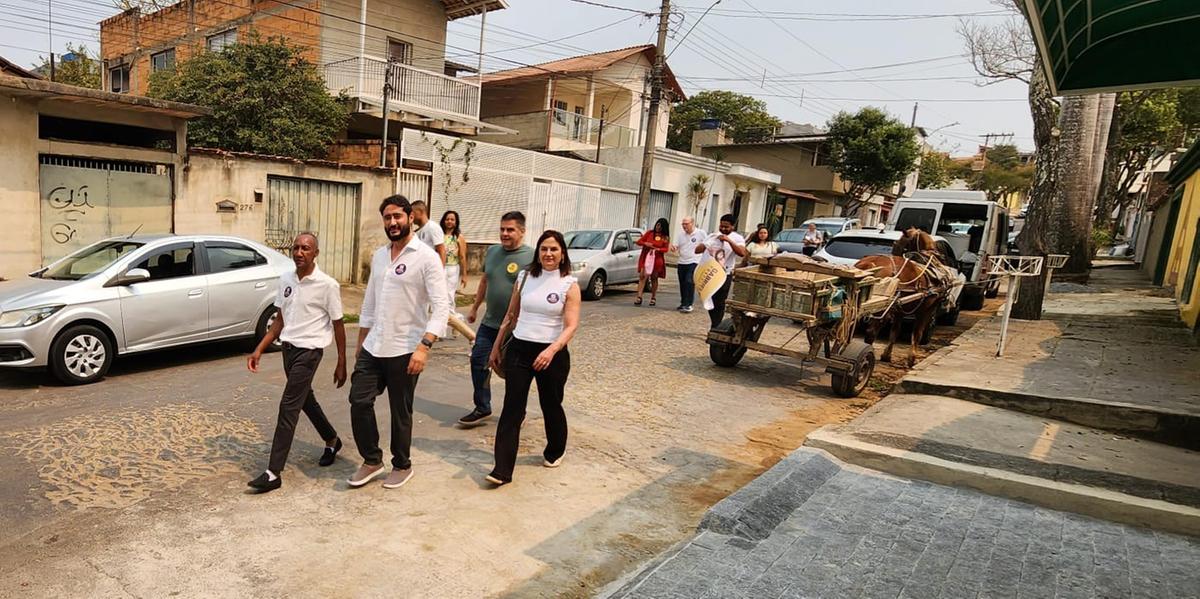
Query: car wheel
xmin=583 ymin=271 xmax=606 ymax=301
xmin=252 ymin=308 xmax=283 ymax=352
xmin=50 ymin=324 xmax=114 ymax=385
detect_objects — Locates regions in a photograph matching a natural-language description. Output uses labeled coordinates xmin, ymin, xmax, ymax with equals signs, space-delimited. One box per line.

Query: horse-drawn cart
xmin=705 ymin=254 xmax=926 ymax=398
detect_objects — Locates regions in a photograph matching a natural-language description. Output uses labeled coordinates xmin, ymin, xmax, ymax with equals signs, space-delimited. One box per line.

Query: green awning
xmin=1021 ymin=0 xmax=1200 ymax=95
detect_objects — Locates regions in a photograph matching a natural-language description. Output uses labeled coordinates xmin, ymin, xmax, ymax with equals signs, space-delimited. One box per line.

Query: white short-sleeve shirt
xmin=417 ymin=223 xmax=446 ymax=251
xmin=676 ymin=228 xmax=708 ymax=265
xmin=704 ymin=231 xmax=746 ymax=274
xmin=275 ymin=265 xmax=343 ymax=350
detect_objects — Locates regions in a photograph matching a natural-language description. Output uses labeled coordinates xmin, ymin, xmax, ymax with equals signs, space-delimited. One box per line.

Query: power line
xmin=564 ymin=0 xmax=654 ymax=16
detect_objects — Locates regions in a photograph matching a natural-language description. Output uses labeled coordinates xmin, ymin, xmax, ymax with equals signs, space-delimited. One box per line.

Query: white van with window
xmin=888 ymin=190 xmax=1010 ymax=310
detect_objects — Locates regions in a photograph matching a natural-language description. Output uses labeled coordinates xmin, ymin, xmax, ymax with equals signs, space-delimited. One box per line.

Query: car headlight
xmin=571 ymin=262 xmax=587 ymax=271
xmin=0 ymin=305 xmax=65 ymax=328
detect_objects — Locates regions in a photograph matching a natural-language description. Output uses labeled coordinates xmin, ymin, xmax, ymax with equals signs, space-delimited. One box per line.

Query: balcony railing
xmin=549 ymin=108 xmax=636 ymax=149
xmin=324 ymin=56 xmax=480 ymax=121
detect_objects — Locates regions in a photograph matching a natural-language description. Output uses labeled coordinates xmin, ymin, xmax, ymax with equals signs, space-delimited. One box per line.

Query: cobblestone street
xmin=0 ymin=282 xmax=903 ymax=597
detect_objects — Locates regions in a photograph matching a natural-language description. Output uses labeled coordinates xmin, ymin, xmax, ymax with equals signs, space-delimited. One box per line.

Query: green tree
xmin=148 ymin=35 xmax=349 ymax=159
xmin=824 ymin=107 xmax=921 ymax=216
xmin=36 ymin=43 xmax=101 ymax=89
xmin=1095 ymin=89 xmax=1190 ymax=233
xmin=966 ymin=144 xmax=1033 ymax=202
xmin=667 ymin=90 xmax=781 ymax=152
xmin=916 ymin=151 xmax=955 ymax=190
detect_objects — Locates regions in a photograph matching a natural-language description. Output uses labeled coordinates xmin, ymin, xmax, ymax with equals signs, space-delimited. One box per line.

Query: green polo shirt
xmin=481 ymin=243 xmax=535 ymax=329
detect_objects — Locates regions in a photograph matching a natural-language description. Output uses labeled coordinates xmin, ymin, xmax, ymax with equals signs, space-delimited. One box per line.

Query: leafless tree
xmin=113 ymin=0 xmax=174 ymax=12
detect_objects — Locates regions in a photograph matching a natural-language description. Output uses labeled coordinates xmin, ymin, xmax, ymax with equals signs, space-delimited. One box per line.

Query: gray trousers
xmin=347 ymin=349 xmax=418 ymax=469
xmin=268 ymin=344 xmax=338 ymax=474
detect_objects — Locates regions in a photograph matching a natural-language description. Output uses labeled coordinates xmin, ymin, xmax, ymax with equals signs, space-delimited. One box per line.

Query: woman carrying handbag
xmin=486 ymin=230 xmax=581 ymax=486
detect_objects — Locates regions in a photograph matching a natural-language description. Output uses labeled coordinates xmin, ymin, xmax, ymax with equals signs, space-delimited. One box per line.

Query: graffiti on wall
xmin=46 ymin=185 xmax=94 ymax=245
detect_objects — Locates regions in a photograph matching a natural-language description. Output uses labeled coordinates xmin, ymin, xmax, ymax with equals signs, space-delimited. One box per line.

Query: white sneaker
xmin=543 ymin=455 xmax=564 ymax=468
xmin=682 ymin=305 xmax=694 ymax=313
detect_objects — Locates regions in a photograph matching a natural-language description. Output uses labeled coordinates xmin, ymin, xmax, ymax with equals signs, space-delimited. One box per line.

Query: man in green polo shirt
xmin=460 ymin=211 xmax=535 ymax=427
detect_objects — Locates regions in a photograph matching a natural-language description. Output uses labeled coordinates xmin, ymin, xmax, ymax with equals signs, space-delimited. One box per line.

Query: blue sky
xmin=1 ymin=0 xmax=1035 ymax=153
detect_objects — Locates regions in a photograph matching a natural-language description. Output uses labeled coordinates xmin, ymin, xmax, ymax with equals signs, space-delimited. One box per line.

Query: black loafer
xmin=248 ymin=472 xmax=282 ymax=493
xmin=319 ymin=438 xmax=342 ymax=467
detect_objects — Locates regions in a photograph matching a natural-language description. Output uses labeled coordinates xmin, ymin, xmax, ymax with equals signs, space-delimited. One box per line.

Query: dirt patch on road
xmin=2 ymin=404 xmax=261 ymax=510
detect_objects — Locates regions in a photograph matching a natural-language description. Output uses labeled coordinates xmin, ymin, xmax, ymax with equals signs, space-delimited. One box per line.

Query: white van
xmin=888 ymin=190 xmax=1011 ymax=310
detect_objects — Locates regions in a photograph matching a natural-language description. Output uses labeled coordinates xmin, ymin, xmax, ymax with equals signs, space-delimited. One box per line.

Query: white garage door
xmin=39 ymin=156 xmax=173 ymax=265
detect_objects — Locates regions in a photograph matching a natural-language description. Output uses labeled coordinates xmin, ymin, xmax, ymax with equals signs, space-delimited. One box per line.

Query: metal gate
xmin=646 ymin=189 xmax=675 ymax=229
xmin=266 ymin=176 xmax=361 ymax=283
xmin=38 ymin=156 xmax=173 ymax=264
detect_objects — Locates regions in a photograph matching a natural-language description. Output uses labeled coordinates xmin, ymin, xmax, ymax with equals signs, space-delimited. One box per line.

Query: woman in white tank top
xmin=486 ymin=230 xmax=581 ymax=486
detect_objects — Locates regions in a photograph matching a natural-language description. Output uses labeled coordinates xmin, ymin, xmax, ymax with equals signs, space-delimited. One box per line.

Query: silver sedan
xmin=0 ymin=235 xmax=292 ymax=384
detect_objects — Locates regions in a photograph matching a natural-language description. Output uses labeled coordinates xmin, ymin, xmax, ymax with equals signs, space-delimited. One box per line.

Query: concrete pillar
xmin=543 ymin=77 xmax=554 ymax=111
xmin=584 ymin=75 xmax=595 ymax=143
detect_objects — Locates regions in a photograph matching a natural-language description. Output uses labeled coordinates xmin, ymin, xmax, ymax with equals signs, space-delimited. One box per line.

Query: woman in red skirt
xmin=635 ymin=218 xmax=670 ymax=306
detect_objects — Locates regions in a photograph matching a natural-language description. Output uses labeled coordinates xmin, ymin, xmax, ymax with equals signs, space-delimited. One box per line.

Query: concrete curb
xmin=805 ymin=426 xmax=1200 ymax=538
xmin=698 ymin=449 xmax=840 ymax=541
xmin=897 ymin=377 xmax=1200 ymax=450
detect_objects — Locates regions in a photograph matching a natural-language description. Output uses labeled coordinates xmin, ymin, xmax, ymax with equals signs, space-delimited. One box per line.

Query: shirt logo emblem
xmin=283 ymin=286 xmax=293 ymax=298
xmin=394 ymin=263 xmax=407 ymax=275
xmin=506 ymin=262 xmax=519 ymax=274
xmin=547 ymin=292 xmax=560 ymax=304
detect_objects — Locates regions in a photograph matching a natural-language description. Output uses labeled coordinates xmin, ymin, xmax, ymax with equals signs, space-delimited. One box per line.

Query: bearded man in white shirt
xmin=346 ymin=195 xmax=451 ymax=490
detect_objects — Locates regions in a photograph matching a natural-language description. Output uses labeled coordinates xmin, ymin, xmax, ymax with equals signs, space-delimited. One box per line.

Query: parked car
xmin=564 ymin=228 xmax=645 ymax=300
xmin=890 ymin=190 xmax=1011 ymax=309
xmin=814 ymin=229 xmax=965 ymax=324
xmin=0 ymin=235 xmax=291 ymax=384
xmin=803 ymin=217 xmax=861 ymax=239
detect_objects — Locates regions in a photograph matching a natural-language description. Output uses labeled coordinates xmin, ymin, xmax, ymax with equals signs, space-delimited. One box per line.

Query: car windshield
xmin=37 ymin=240 xmax=144 ymax=281
xmin=824 ymin=237 xmax=896 ymax=261
xmin=776 ymin=230 xmax=803 ymax=242
xmin=813 ymin=224 xmax=843 ymax=237
xmin=565 ymin=230 xmax=610 ymax=250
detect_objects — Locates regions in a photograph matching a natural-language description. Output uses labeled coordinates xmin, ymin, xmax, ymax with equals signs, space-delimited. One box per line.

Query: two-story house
xmin=478 ymin=45 xmax=683 ymax=155
xmin=100 ymin=0 xmax=507 ymax=139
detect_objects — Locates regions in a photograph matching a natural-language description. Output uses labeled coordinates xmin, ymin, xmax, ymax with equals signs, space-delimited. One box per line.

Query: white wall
xmin=0 ymin=97 xmax=40 ymax=277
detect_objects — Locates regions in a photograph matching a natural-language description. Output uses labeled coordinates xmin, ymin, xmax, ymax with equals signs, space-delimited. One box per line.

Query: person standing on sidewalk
xmin=801 ymin=223 xmax=824 ymax=256
xmin=246 ymin=232 xmax=346 ymax=494
xmin=744 ymin=226 xmax=780 ymax=262
xmin=460 ymin=212 xmax=534 ymax=428
xmin=441 ymin=210 xmax=468 ymax=332
xmin=346 ymin=195 xmax=450 ymax=489
xmin=633 ymin=218 xmax=670 ymax=307
xmin=411 ymin=200 xmax=447 ymax=265
xmin=695 ymin=213 xmax=747 ymax=329
xmin=672 ymin=217 xmax=706 ymax=313
xmin=486 ymin=230 xmax=580 ymax=486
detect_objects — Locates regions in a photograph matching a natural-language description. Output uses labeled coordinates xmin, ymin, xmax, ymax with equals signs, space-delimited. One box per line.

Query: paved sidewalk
xmin=606 ymin=449 xmax=1200 ymax=599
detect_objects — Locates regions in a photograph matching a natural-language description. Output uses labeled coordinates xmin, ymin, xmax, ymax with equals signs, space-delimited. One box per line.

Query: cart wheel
xmin=709 ymin=318 xmax=747 ymax=368
xmin=830 ymin=340 xmax=875 ymax=398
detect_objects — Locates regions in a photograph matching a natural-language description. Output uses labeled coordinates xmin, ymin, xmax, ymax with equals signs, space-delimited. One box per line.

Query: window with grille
xmin=151 ymin=48 xmax=175 ymax=72
xmin=109 ymin=65 xmax=129 ymax=93
xmin=207 ymin=29 xmax=237 ymax=52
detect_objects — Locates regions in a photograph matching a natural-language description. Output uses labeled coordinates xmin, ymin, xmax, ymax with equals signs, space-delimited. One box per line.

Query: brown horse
xmin=855 ymin=254 xmax=944 ymax=367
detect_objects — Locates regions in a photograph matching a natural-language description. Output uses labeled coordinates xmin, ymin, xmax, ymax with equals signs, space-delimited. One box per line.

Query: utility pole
xmin=634 ymin=0 xmax=670 ymax=226
xmin=380 ymin=62 xmax=394 ymax=167
xmin=979 ymin=132 xmax=1014 ymax=167
xmin=910 ymin=102 xmax=918 ymax=128
xmin=595 ymin=105 xmax=607 ymax=164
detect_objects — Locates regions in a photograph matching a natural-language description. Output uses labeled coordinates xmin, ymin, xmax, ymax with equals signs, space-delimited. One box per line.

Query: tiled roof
xmin=481 ymin=45 xmax=686 ymax=99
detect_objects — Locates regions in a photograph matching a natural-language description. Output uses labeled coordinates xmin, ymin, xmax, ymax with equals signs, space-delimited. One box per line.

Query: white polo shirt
xmin=359 ymin=239 xmax=450 ymax=357
xmin=676 ymin=227 xmax=707 ymax=265
xmin=275 ymin=265 xmax=343 ymax=350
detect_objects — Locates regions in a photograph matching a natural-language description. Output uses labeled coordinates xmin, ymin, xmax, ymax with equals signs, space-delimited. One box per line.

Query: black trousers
xmin=347 ymin=350 xmax=418 ymax=470
xmin=268 ymin=344 xmax=338 ymax=474
xmin=491 ymin=338 xmax=570 ymax=482
xmin=708 ymin=278 xmax=733 ymax=328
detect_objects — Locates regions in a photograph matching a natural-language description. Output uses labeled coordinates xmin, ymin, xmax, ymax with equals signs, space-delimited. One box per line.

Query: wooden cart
xmin=705 ymin=255 xmax=897 ymax=398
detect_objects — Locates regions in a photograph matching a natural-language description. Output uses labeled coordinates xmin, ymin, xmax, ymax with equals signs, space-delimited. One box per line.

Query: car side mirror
xmin=108 ymin=268 xmax=151 ymax=287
